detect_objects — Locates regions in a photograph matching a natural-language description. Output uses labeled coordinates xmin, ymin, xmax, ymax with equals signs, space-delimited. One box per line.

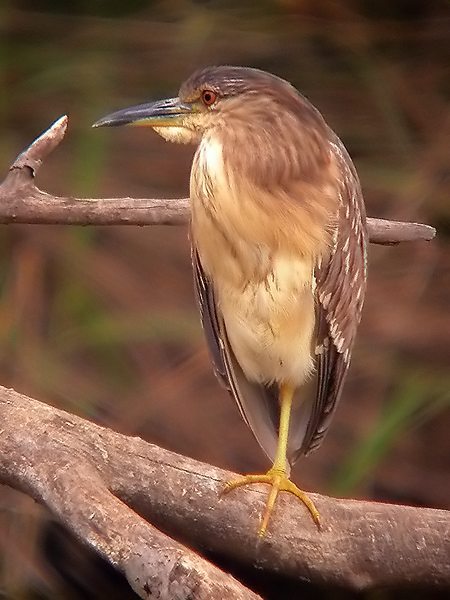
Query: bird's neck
xmin=153 ymin=125 xmax=200 ymax=145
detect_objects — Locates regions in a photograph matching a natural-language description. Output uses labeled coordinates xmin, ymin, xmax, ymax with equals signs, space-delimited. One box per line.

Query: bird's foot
xmin=222 ymin=467 xmax=321 ymax=536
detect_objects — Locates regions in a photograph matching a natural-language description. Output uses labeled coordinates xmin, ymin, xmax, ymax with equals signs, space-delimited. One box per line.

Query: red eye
xmin=201 ymin=90 xmax=217 ymax=106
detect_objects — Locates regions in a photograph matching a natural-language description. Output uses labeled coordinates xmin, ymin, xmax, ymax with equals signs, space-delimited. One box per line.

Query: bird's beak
xmin=92 ymin=97 xmax=193 ymax=129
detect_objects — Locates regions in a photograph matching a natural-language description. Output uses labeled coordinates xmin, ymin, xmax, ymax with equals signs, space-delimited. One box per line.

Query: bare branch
xmin=0 ymin=386 xmax=260 ymax=600
xmin=0 ymin=116 xmax=436 ymax=244
xmin=0 ymin=386 xmax=448 ymax=594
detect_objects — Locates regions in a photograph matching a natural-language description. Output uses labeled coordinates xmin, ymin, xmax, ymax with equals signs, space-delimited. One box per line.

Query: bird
xmin=93 ymin=66 xmax=367 ymax=536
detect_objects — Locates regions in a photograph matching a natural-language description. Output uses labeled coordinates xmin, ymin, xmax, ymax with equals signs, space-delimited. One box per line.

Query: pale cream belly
xmin=216 ymin=256 xmax=316 ymax=387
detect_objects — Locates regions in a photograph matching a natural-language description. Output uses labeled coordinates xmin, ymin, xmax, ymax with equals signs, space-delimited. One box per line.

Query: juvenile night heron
xmin=94 ymin=66 xmax=367 ymax=536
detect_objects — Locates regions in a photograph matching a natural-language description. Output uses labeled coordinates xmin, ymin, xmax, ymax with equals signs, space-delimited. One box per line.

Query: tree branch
xmin=0 ymin=386 xmax=448 ymax=594
xmin=0 ymin=386 xmax=261 ymax=600
xmin=0 ymin=116 xmax=436 ymax=244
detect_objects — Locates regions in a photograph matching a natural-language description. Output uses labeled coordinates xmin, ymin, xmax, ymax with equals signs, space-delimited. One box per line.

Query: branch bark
xmin=0 ymin=116 xmax=436 ymax=245
xmin=0 ymin=386 xmax=448 ymax=595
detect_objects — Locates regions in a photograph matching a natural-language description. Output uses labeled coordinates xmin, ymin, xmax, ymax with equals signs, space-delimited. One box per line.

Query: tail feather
xmin=225 ymin=345 xmax=315 ymax=468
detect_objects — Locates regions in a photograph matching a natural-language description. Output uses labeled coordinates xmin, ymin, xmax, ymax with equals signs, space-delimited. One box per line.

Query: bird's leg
xmin=223 ymin=384 xmax=320 ymax=536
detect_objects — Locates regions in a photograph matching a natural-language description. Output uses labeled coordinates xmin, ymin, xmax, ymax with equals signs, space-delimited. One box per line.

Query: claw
xmin=222 ymin=468 xmax=320 ymax=536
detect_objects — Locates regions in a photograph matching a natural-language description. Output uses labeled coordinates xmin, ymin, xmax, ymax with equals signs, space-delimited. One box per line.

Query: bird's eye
xmin=201 ymin=90 xmax=217 ymax=107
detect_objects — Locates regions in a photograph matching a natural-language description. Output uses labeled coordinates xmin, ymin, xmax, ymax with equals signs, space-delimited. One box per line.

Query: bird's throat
xmin=153 ymin=125 xmax=198 ymax=144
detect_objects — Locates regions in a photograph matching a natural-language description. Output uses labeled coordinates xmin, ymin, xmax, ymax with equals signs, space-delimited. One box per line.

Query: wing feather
xmin=299 ymin=135 xmax=367 ymax=456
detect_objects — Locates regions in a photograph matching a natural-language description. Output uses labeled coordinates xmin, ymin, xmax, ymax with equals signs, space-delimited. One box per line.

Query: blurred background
xmin=0 ymin=1 xmax=449 ymax=598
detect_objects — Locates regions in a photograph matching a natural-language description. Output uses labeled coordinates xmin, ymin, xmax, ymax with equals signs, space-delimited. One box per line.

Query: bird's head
xmin=93 ymin=66 xmax=318 ymax=146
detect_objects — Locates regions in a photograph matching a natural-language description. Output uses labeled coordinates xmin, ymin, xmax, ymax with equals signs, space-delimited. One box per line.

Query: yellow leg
xmin=222 ymin=384 xmax=321 ymax=536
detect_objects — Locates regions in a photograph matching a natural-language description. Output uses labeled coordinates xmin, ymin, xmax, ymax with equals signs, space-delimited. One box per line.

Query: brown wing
xmin=299 ymin=135 xmax=368 ymax=456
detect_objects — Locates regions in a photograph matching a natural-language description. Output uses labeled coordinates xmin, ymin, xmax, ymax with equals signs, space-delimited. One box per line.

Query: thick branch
xmin=0 ymin=116 xmax=436 ymax=244
xmin=0 ymin=386 xmax=260 ymax=600
xmin=0 ymin=385 xmax=448 ymax=593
